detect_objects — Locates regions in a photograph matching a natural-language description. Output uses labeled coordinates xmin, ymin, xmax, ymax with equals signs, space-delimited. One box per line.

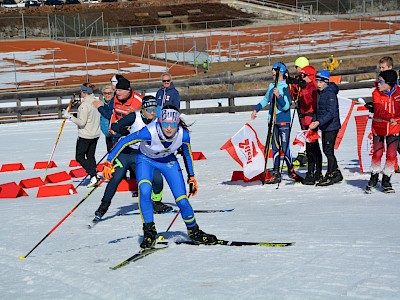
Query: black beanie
xmin=115 ymin=76 xmax=131 ymax=91
xmin=379 ymin=70 xmax=398 ymax=88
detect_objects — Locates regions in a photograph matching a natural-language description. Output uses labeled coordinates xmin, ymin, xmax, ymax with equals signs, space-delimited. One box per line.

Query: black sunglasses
xmin=162 ymin=79 xmax=171 ymax=83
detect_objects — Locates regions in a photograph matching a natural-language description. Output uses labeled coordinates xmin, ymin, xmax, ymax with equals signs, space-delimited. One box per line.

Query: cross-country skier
xmin=93 ymin=96 xmax=173 ymax=222
xmin=251 ymin=62 xmax=298 ymax=183
xmin=102 ymin=105 xmax=217 ymax=249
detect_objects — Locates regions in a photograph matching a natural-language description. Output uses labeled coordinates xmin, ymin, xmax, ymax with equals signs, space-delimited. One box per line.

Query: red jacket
xmin=372 ymin=85 xmax=400 ymax=136
xmin=297 ymin=80 xmax=318 ymax=129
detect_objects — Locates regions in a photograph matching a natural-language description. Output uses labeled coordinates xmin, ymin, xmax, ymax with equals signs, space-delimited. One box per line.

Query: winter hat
xmin=141 ymin=95 xmax=157 ymax=109
xmin=115 ymin=76 xmax=131 ymax=91
xmin=272 ymin=62 xmax=287 ymax=75
xmin=379 ymin=70 xmax=398 ymax=88
xmin=110 ymin=75 xmax=118 ymax=86
xmin=301 ymin=66 xmax=316 ymax=78
xmin=80 ymin=84 xmax=93 ymax=94
xmin=316 ymin=70 xmax=330 ymax=83
xmin=160 ymin=105 xmax=180 ymax=122
xmin=294 ymin=56 xmax=309 ymax=69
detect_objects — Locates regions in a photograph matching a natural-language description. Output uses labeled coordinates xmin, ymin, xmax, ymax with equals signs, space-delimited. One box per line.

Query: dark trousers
xmin=76 ymin=136 xmax=99 ymax=178
xmin=306 ymin=140 xmax=322 ymax=175
xmin=105 ymin=136 xmax=113 ymax=153
xmin=321 ymin=130 xmax=339 ymax=173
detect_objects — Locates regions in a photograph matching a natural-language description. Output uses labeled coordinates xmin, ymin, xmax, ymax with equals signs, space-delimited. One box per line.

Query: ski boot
xmin=187 ymin=224 xmax=218 ymax=245
xmin=140 ymin=222 xmax=157 ymax=249
xmin=265 ymin=171 xmax=281 ymax=184
xmin=288 ymin=167 xmax=302 ymax=182
xmin=365 ymin=172 xmax=379 ymax=194
xmin=88 ymin=175 xmax=101 ymax=188
xmin=93 ymin=201 xmax=110 ymax=223
xmin=152 ymin=190 xmax=173 ymax=214
xmin=302 ymin=172 xmax=316 ymax=185
xmin=293 ymin=152 xmax=307 ymax=167
xmin=382 ymin=174 xmax=395 ymax=193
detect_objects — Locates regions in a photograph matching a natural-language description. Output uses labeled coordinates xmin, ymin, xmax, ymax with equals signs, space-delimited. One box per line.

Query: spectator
xmin=93 ymin=85 xmax=114 ymax=152
xmin=155 ymin=72 xmax=180 ymax=116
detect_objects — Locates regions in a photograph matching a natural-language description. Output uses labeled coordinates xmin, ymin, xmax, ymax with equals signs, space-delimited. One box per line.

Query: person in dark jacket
xmin=155 ymin=73 xmax=180 ymax=117
xmin=309 ymin=70 xmax=343 ymax=186
xmin=95 ymin=85 xmax=114 ymax=152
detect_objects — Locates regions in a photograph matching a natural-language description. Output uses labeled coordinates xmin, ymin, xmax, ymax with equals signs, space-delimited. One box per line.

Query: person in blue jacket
xmin=97 ymin=85 xmax=114 ymax=152
xmin=251 ymin=62 xmax=298 ymax=183
xmin=93 ymin=96 xmax=172 ymax=222
xmin=102 ymin=105 xmax=217 ymax=249
xmin=309 ymin=70 xmax=343 ymax=186
xmin=155 ymin=73 xmax=180 ymax=117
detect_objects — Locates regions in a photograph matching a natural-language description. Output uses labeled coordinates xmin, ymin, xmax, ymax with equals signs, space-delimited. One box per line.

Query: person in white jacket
xmin=63 ymin=83 xmax=101 ymax=187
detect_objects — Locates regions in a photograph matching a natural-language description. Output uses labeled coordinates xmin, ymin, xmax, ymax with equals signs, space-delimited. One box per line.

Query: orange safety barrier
xmin=192 ymin=152 xmax=207 ymax=160
xmin=19 ymin=177 xmax=45 ymax=189
xmin=0 ymin=163 xmax=25 ymax=172
xmin=0 ymin=182 xmax=28 ymax=198
xmin=69 ymin=160 xmax=81 ymax=167
xmin=69 ymin=168 xmax=87 ymax=178
xmin=34 ymin=161 xmax=57 ymax=169
xmin=230 ymin=170 xmax=271 ymax=182
xmin=36 ymin=184 xmax=77 ymax=198
xmin=44 ymin=171 xmax=72 ymax=184
xmin=116 ymin=179 xmax=138 ymax=192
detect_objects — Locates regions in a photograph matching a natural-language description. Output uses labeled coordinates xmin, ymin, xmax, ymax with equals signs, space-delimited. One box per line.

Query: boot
xmin=316 ymin=172 xmax=335 ymax=186
xmin=365 ymin=172 xmax=379 ymax=194
xmin=265 ymin=171 xmax=281 ymax=184
xmin=94 ymin=201 xmax=110 ymax=220
xmin=88 ymin=174 xmax=101 ymax=188
xmin=288 ymin=166 xmax=302 ymax=182
xmin=315 ymin=171 xmax=323 ymax=182
xmin=140 ymin=222 xmax=157 ymax=249
xmin=302 ymin=172 xmax=316 ymax=185
xmin=153 ymin=201 xmax=173 ymax=214
xmin=293 ymin=152 xmax=307 ymax=167
xmin=335 ymin=169 xmax=343 ymax=182
xmin=187 ymin=224 xmax=218 ymax=245
xmin=382 ymin=174 xmax=395 ymax=193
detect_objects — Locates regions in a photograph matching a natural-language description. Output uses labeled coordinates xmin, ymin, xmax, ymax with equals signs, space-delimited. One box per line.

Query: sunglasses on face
xmin=162 ymin=79 xmax=171 ymax=83
xmin=160 ymin=121 xmax=178 ymax=129
xmin=103 ymin=92 xmax=113 ymax=95
xmin=376 ymin=79 xmax=386 ymax=85
xmin=144 ymin=107 xmax=157 ymax=113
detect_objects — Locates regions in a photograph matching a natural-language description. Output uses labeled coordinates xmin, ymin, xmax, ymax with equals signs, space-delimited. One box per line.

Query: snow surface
xmin=1 ymin=94 xmax=400 ymax=299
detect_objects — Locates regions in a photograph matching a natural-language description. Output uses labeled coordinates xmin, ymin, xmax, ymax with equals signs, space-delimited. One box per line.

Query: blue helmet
xmin=272 ymin=62 xmax=287 ymax=75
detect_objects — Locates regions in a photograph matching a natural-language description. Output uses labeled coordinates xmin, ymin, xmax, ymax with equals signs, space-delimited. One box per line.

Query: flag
xmin=293 ymin=130 xmax=320 ymax=148
xmin=220 ymin=123 xmax=265 ymax=180
xmin=335 ymin=96 xmax=355 ymax=149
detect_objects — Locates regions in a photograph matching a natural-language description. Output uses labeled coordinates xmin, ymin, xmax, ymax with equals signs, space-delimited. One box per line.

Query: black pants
xmin=76 ymin=136 xmax=99 ymax=177
xmin=105 ymin=136 xmax=113 ymax=153
xmin=306 ymin=140 xmax=322 ymax=175
xmin=321 ymin=130 xmax=339 ymax=173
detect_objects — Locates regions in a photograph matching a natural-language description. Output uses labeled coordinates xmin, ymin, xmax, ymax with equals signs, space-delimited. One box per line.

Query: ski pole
xmin=261 ymin=66 xmax=280 ymax=185
xmin=20 ymin=179 xmax=105 ymax=259
xmin=42 ymin=95 xmax=75 ymax=180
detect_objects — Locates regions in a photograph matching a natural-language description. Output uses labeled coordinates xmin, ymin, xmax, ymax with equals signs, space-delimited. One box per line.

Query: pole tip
xmin=19 ymin=255 xmax=25 ymax=260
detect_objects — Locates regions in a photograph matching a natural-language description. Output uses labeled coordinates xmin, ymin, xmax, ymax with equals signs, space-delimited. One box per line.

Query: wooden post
xmin=184 ymin=86 xmax=190 ymax=110
xmin=16 ymin=97 xmax=22 ymax=122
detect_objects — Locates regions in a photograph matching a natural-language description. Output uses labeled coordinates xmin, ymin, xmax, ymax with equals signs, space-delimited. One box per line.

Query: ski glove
xmin=187 ymin=176 xmax=198 ymax=197
xmin=62 ymin=109 xmax=72 ymax=119
xmin=102 ymin=161 xmax=115 ymax=180
xmin=364 ymin=102 xmax=374 ymax=113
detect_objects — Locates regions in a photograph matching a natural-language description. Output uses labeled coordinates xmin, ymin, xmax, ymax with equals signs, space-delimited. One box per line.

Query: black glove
xmin=364 ymin=102 xmax=374 ymax=113
xmin=298 ymin=78 xmax=307 ymax=89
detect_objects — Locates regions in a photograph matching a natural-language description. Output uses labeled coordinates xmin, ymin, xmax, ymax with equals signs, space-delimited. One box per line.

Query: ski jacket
xmin=107 ymin=122 xmax=194 ymax=177
xmin=298 ymin=80 xmax=318 ymax=129
xmin=109 ymin=91 xmax=143 ymax=133
xmin=313 ymin=82 xmax=341 ymax=132
xmin=372 ymin=85 xmax=400 ymax=136
xmin=98 ymin=96 xmax=114 ymax=137
xmin=155 ymin=82 xmax=180 ymax=116
xmin=254 ymin=80 xmax=291 ymax=124
xmin=70 ymin=94 xmax=101 ymax=139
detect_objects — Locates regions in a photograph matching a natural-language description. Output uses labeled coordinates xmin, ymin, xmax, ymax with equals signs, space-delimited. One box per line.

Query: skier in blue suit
xmin=251 ymin=62 xmax=298 ymax=183
xmin=102 ymin=105 xmax=217 ymax=249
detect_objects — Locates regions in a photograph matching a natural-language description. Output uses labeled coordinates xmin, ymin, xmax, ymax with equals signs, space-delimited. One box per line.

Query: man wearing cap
xmin=365 ymin=70 xmax=400 ymax=194
xmin=92 ymin=96 xmax=172 ymax=223
xmin=63 ymin=83 xmax=101 ymax=187
xmin=309 ymin=70 xmax=343 ymax=186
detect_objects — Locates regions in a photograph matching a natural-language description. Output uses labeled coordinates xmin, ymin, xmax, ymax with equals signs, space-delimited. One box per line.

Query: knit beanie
xmin=142 ymin=96 xmax=157 ymax=109
xmin=115 ymin=76 xmax=131 ymax=91
xmin=379 ymin=70 xmax=398 ymax=88
xmin=316 ymin=70 xmax=330 ymax=83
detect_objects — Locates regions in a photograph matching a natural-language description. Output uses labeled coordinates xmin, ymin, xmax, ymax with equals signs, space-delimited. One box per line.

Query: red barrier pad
xmin=69 ymin=160 xmax=81 ymax=167
xmin=34 ymin=161 xmax=57 ymax=169
xmin=69 ymin=168 xmax=87 ymax=178
xmin=19 ymin=177 xmax=45 ymax=189
xmin=0 ymin=182 xmax=28 ymax=198
xmin=97 ymin=163 xmax=105 ymax=172
xmin=0 ymin=163 xmax=25 ymax=172
xmin=36 ymin=184 xmax=77 ymax=198
xmin=44 ymin=171 xmax=71 ymax=184
xmin=192 ymin=152 xmax=206 ymax=160
xmin=116 ymin=179 xmax=137 ymax=192
xmin=230 ymin=170 xmax=271 ymax=182
xmin=268 ymin=149 xmax=284 ymax=158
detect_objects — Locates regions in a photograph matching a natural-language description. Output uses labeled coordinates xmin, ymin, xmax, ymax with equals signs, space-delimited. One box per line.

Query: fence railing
xmin=0 ymin=64 xmax=389 ymax=123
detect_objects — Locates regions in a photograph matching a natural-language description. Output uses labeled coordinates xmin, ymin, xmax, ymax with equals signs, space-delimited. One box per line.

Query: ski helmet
xmin=272 ymin=62 xmax=287 ymax=75
xmin=294 ymin=56 xmax=309 ymax=69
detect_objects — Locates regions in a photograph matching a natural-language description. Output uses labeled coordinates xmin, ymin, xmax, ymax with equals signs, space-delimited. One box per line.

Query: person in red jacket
xmin=366 ymin=70 xmax=400 ymax=193
xmin=297 ymin=66 xmax=323 ymax=185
